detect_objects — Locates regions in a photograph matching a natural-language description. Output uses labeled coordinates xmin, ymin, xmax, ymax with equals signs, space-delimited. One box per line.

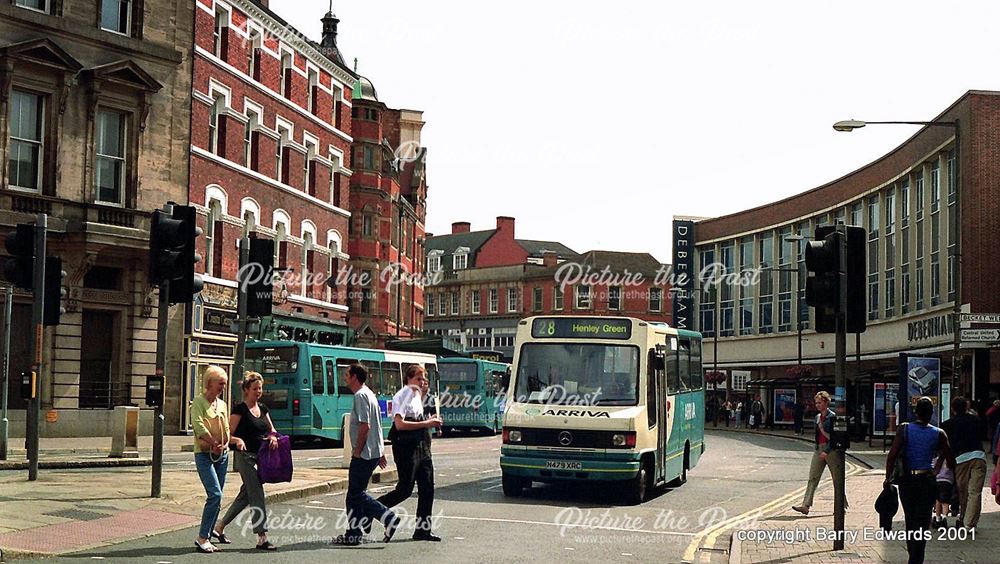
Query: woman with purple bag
xmin=213 ymin=371 xmax=279 ymax=551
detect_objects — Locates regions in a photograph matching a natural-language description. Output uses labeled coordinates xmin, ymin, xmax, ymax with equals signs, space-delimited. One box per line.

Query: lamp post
xmin=834 ymin=119 xmax=963 ymax=397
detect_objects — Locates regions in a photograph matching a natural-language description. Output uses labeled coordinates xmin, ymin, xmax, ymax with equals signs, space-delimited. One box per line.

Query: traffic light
xmin=246 ymin=237 xmax=274 ymax=317
xmin=148 ymin=205 xmax=204 ymax=304
xmin=4 ymin=224 xmax=35 ymax=289
xmin=804 ymin=225 xmax=866 ymax=333
xmin=43 ymin=257 xmax=66 ymax=326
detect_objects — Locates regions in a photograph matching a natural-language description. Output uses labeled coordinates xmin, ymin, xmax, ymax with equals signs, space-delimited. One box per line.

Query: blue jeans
xmin=346 ymin=456 xmax=393 ymax=540
xmin=195 ymin=452 xmax=229 ymax=540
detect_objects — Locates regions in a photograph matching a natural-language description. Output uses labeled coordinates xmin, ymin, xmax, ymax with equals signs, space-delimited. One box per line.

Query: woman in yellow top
xmin=191 ymin=366 xmax=241 ymax=554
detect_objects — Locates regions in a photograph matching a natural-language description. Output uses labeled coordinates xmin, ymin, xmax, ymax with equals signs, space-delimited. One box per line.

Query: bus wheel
xmin=502 ymin=473 xmax=527 ymax=497
xmin=668 ymin=443 xmax=689 ymax=487
xmin=627 ymin=461 xmax=649 ymax=505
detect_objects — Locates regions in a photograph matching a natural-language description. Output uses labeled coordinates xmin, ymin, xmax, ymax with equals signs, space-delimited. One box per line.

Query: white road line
xmin=307 ymin=506 xmax=695 ymax=536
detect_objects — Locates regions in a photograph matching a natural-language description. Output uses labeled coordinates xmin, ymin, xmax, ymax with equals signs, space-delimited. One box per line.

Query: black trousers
xmin=899 ymin=474 xmax=936 ymax=564
xmin=377 ymin=441 xmax=435 ymax=532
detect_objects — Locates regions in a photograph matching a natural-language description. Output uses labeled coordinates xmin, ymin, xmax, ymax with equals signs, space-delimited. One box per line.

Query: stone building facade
xmin=0 ymin=0 xmax=194 ymax=436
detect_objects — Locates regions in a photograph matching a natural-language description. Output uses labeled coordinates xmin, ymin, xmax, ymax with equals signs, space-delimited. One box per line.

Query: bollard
xmin=109 ymin=406 xmax=139 ymax=458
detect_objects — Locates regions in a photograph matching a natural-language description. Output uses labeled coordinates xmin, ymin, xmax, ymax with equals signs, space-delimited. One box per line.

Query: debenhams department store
xmin=672 ymin=90 xmax=1000 ymax=412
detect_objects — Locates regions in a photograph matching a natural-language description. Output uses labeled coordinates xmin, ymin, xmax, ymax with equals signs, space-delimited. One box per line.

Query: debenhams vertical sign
xmin=672 ymin=219 xmax=695 ymax=330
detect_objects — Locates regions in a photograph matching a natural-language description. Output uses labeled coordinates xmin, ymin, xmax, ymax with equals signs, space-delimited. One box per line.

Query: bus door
xmin=649 ymin=347 xmax=668 ymax=482
xmin=309 ymin=355 xmax=327 ymax=433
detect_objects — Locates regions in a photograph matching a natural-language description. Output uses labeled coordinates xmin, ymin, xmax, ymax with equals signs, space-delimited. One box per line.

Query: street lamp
xmin=834 ymin=118 xmax=963 ymax=397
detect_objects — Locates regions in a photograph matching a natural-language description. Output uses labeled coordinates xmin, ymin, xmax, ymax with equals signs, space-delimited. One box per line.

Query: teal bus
xmin=245 ymin=341 xmax=438 ymax=442
xmin=500 ymin=316 xmax=705 ymax=504
xmin=438 ymin=357 xmax=510 ymax=434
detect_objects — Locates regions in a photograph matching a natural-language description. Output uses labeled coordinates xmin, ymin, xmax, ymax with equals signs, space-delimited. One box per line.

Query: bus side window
xmin=325 ymin=360 xmax=336 ymax=395
xmin=666 ymin=345 xmax=680 ymax=394
xmin=336 ymin=359 xmax=358 ymax=395
xmin=311 ymin=356 xmax=325 ymax=394
xmin=690 ymin=339 xmax=704 ymax=390
xmin=679 ymin=339 xmax=692 ymax=391
xmin=647 ymin=349 xmax=659 ymax=428
xmin=362 ymin=360 xmax=381 ymax=395
xmin=382 ymin=362 xmax=401 ymax=392
xmin=425 ymin=364 xmax=438 ymax=395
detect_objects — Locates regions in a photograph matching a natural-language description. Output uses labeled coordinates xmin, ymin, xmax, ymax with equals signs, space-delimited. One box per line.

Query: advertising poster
xmin=873 ymin=382 xmax=899 ymax=436
xmin=904 ymin=356 xmax=942 ymax=425
xmin=773 ymin=388 xmax=796 ymax=425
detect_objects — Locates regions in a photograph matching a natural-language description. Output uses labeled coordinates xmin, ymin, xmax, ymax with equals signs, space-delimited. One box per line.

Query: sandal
xmin=195 ymin=540 xmax=217 ymax=553
xmin=210 ymin=530 xmax=231 ymax=544
xmin=256 ymin=540 xmax=278 ymax=551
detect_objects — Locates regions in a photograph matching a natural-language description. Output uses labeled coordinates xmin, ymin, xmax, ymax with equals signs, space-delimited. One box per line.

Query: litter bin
xmin=109 ymin=406 xmax=139 ymax=458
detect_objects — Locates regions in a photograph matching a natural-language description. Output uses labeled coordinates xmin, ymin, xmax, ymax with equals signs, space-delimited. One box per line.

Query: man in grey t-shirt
xmin=335 ymin=365 xmax=399 ymax=546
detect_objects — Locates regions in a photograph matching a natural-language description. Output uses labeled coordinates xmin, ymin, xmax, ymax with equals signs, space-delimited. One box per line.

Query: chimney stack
xmin=543 ymin=251 xmax=558 ymax=268
xmin=451 ymin=222 xmax=471 ymax=234
xmin=496 ymin=216 xmax=515 ymax=238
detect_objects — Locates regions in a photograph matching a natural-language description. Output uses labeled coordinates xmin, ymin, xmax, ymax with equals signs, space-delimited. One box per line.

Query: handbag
xmin=257 ymin=434 xmax=293 ymax=483
xmin=891 ymin=423 xmax=909 ymax=485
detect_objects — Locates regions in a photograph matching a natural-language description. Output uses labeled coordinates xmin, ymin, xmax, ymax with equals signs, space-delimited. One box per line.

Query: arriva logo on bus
xmin=524 ymin=408 xmax=611 ymax=418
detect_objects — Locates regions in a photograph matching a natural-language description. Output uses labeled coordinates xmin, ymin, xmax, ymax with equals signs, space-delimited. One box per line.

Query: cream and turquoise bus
xmin=500 ymin=316 xmax=704 ymax=504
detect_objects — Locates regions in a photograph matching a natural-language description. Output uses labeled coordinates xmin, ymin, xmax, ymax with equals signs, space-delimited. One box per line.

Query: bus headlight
xmin=612 ymin=432 xmax=636 ymax=448
xmin=503 ymin=429 xmax=522 ymax=443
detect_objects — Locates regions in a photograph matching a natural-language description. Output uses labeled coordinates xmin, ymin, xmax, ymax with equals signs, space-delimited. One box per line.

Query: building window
xmin=796 ymin=222 xmax=809 ymax=330
xmin=362 ymin=214 xmax=373 ymax=238
xmin=489 ymin=288 xmax=498 ymax=314
xmin=448 ymin=291 xmax=457 ymax=315
xmin=608 ymin=286 xmax=621 ymax=311
xmin=244 ymin=108 xmax=258 ymax=169
xmin=868 ymin=197 xmax=880 ymax=320
xmin=275 ymin=125 xmax=289 ymax=183
xmin=363 ymin=146 xmax=375 ymax=169
xmin=553 ymin=286 xmax=564 ymax=311
xmin=778 ymin=228 xmax=793 ymax=332
xmin=472 ymin=290 xmax=480 ymax=314
xmin=454 ymin=252 xmax=468 ymax=270
xmin=247 ymin=29 xmax=261 ymax=79
xmin=212 ymin=7 xmax=228 ymax=59
xmin=720 ymin=242 xmax=735 ymax=336
xmin=757 ymin=239 xmax=772 ymax=334
xmin=208 ymin=93 xmax=225 ymax=156
xmin=101 ymin=0 xmax=132 ymax=35
xmin=575 ymin=285 xmax=591 ymax=309
xmin=533 ymin=287 xmax=543 ymax=312
xmin=95 ymin=109 xmax=127 ymax=205
xmin=8 ymin=90 xmax=44 ymax=191
xmin=649 ymin=287 xmax=662 ymax=312
xmin=280 ymin=52 xmax=292 ymax=99
xmin=438 ymin=293 xmax=446 ymax=316
xmin=15 ymin=0 xmax=49 ymax=13
xmin=507 ymin=287 xmax=518 ymax=313
xmin=426 ymin=294 xmax=434 ymax=317
xmin=427 ymin=255 xmax=441 ymax=272
xmin=699 ymin=248 xmax=716 ymax=337
xmin=304 ymin=141 xmax=317 ymax=195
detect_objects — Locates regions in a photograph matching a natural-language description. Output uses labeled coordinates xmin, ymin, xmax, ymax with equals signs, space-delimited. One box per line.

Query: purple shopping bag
xmin=257 ymin=434 xmax=293 ymax=483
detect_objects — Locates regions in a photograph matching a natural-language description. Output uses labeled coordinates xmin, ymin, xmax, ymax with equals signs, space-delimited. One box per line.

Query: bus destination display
xmin=530 ymin=318 xmax=632 ymax=340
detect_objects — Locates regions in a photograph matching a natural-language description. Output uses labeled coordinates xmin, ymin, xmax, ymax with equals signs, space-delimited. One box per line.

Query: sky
xmin=277 ymin=1 xmax=1000 ymax=262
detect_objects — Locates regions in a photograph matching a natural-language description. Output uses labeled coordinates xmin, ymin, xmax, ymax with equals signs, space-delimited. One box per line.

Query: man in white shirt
xmin=376 ymin=365 xmax=443 ymax=541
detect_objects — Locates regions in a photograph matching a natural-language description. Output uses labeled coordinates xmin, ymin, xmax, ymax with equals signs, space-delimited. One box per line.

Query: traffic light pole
xmin=151 ymin=279 xmax=168 ymax=498
xmin=27 ymin=214 xmax=46 ymax=481
xmin=833 ymin=221 xmax=848 ymax=550
xmin=1 ymin=286 xmax=12 ymax=460
xmin=233 ymin=236 xmax=250 ymax=390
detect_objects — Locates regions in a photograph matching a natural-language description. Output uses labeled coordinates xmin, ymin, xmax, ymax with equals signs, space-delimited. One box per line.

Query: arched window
xmin=273 ymin=209 xmax=291 ymax=268
xmin=240 ymin=198 xmax=260 ymax=238
xmin=301 ymin=220 xmax=317 ymax=298
xmin=326 ymin=230 xmax=343 ymax=303
xmin=206 ymin=198 xmax=224 ymax=277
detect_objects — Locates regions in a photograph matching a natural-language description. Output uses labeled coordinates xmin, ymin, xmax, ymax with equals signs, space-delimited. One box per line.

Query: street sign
xmin=961 ymin=313 xmax=1000 ymax=323
xmin=961 ymin=329 xmax=1000 ymax=342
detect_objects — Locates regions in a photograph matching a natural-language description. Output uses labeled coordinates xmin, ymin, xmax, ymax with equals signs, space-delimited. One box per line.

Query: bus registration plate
xmin=545 ymin=460 xmax=582 ymax=470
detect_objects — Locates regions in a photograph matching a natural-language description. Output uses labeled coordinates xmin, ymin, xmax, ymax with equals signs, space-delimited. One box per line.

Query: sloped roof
xmin=426 ymin=229 xmax=496 ymax=255
xmin=517 ymin=239 xmax=578 ymax=258
xmin=577 ymin=250 xmax=665 ymax=277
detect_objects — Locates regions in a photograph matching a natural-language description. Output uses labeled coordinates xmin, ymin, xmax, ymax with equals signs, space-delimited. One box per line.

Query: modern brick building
xmin=346 ymin=73 xmax=428 ymax=348
xmin=186 ymin=0 xmax=354 ymax=430
xmin=425 ymin=217 xmax=671 ymax=361
xmin=680 ymin=90 xmax=1000 ymax=428
xmin=0 ymin=0 xmax=194 ymax=436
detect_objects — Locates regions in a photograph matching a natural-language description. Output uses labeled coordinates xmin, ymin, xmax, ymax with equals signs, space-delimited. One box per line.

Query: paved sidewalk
xmin=0 ymin=436 xmax=396 ymax=559
xmin=708 ymin=425 xmax=890 ymax=469
xmin=730 ymin=469 xmax=999 ymax=564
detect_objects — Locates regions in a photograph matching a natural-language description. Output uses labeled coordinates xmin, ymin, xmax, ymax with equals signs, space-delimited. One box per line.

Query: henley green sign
xmin=530 ymin=318 xmax=632 ymax=340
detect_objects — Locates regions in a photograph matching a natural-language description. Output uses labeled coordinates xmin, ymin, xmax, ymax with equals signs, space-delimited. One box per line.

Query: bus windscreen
xmin=246 ymin=346 xmax=298 ymax=374
xmin=439 ymin=363 xmax=478 ymax=382
xmin=515 ymin=343 xmax=638 ymax=406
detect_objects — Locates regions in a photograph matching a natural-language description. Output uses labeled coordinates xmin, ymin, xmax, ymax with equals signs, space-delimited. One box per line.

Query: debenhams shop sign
xmin=907 ymin=313 xmax=954 ymax=342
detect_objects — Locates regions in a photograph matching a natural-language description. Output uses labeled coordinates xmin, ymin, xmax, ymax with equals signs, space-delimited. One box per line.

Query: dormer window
xmin=427 ymin=250 xmax=443 ymax=272
xmin=453 ymin=247 xmax=469 ymax=270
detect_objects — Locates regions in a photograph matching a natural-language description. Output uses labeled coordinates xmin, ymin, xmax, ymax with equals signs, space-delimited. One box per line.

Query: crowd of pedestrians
xmin=188 ymin=363 xmax=442 ymax=554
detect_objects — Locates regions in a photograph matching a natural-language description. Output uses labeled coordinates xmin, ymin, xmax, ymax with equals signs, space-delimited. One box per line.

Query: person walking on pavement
xmin=986 ymin=398 xmax=1000 ymax=464
xmin=192 ymin=366 xmax=237 ymax=554
xmin=375 ymin=364 xmax=444 ymax=541
xmin=932 ymin=452 xmax=955 ymax=529
xmin=885 ymin=396 xmax=956 ymax=564
xmin=793 ymin=401 xmax=805 ymax=436
xmin=735 ymin=401 xmax=744 ymax=429
xmin=213 ymin=372 xmax=279 ymax=551
xmin=793 ymin=391 xmax=847 ymax=515
xmin=334 ymin=364 xmax=399 ymax=546
xmin=750 ymin=395 xmax=764 ymax=431
xmin=941 ymin=397 xmax=988 ymax=531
